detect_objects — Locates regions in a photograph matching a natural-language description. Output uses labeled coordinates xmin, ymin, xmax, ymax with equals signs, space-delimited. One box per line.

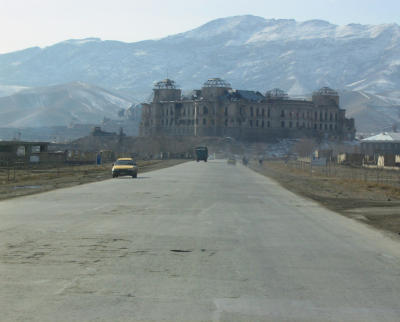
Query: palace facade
xmin=139 ymin=78 xmax=355 ymax=141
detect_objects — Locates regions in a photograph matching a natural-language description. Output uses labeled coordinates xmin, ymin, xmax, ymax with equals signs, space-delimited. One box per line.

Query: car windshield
xmin=115 ymin=160 xmax=134 ymax=165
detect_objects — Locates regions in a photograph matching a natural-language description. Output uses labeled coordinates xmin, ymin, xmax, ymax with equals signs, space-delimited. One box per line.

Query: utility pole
xmin=194 ymin=101 xmax=198 ymax=137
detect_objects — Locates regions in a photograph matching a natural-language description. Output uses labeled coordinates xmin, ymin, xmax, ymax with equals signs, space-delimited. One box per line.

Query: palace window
xmin=203 ymin=118 xmax=206 ymax=125
xmin=281 ymin=121 xmax=285 ymax=128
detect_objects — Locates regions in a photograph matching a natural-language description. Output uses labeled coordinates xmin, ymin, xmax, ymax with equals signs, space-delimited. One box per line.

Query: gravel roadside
xmin=250 ymin=160 xmax=400 ymax=238
xmin=0 ymin=159 xmax=188 ymax=201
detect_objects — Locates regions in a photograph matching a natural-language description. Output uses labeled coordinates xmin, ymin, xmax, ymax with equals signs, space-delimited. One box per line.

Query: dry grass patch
xmin=0 ymin=159 xmax=187 ymax=201
xmin=251 ymin=160 xmax=400 ymax=237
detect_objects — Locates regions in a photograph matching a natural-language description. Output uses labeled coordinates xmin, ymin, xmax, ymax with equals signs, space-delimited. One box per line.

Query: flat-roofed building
xmin=0 ymin=141 xmax=49 ymax=164
xmin=361 ymin=132 xmax=400 ymax=155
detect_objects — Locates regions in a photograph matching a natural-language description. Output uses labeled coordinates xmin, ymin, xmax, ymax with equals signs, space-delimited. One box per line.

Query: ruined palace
xmin=139 ymin=78 xmax=355 ymax=141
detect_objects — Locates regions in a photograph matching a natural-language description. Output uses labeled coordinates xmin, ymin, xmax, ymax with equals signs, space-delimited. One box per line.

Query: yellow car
xmin=112 ymin=158 xmax=138 ymax=178
xmin=227 ymin=157 xmax=236 ymax=165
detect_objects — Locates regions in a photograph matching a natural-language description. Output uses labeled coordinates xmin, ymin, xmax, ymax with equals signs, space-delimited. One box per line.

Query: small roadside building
xmin=0 ymin=141 xmax=49 ymax=164
xmin=361 ymin=132 xmax=400 ymax=155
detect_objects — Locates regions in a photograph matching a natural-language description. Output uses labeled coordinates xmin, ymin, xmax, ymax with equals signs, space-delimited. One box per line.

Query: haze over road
xmin=1 ymin=160 xmax=400 ymax=321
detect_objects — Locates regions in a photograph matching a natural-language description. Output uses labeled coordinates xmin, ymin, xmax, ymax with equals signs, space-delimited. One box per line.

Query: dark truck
xmin=195 ymin=146 xmax=208 ymax=162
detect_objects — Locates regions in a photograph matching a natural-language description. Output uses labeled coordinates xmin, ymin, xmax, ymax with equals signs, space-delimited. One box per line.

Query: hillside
xmin=0 ymin=15 xmax=399 ymax=99
xmin=0 ymin=82 xmax=133 ymax=128
xmin=340 ymin=91 xmax=400 ymax=133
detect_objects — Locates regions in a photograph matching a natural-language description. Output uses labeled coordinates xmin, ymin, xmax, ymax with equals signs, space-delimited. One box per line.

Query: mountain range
xmin=1 ymin=15 xmax=400 ymax=98
xmin=0 ymin=15 xmax=400 ymax=135
xmin=0 ymin=82 xmax=132 ymax=128
xmin=340 ymin=90 xmax=400 ymax=133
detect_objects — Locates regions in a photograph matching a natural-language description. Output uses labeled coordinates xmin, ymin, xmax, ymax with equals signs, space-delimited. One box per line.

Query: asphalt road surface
xmin=1 ymin=160 xmax=400 ymax=321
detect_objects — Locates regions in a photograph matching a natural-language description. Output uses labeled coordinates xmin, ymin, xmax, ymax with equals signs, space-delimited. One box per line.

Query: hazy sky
xmin=1 ymin=0 xmax=399 ymax=54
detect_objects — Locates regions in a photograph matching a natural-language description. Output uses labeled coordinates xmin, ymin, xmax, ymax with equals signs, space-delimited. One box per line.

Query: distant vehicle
xmin=112 ymin=158 xmax=138 ymax=178
xmin=195 ymin=146 xmax=208 ymax=162
xmin=227 ymin=157 xmax=236 ymax=165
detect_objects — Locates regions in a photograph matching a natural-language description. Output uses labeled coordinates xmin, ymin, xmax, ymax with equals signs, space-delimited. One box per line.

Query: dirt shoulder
xmin=250 ymin=161 xmax=400 ymax=238
xmin=0 ymin=159 xmax=187 ymax=201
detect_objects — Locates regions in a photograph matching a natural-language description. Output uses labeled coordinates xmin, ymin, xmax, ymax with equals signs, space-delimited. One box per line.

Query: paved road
xmin=1 ymin=160 xmax=400 ymax=321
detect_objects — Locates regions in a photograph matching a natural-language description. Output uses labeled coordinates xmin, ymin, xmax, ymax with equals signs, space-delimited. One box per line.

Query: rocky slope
xmin=0 ymin=15 xmax=399 ymax=99
xmin=0 ymin=82 xmax=133 ymax=127
xmin=340 ymin=90 xmax=400 ymax=133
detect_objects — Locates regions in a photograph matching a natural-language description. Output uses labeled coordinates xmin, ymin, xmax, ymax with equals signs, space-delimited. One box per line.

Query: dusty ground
xmin=250 ymin=160 xmax=400 ymax=238
xmin=0 ymin=159 xmax=187 ymax=201
xmin=2 ymin=160 xmax=400 ymax=321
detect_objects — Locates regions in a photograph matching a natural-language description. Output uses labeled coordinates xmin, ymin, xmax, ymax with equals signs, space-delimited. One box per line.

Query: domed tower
xmin=153 ymin=79 xmax=181 ymax=103
xmin=201 ymin=78 xmax=232 ymax=100
xmin=312 ymin=87 xmax=339 ymax=107
xmin=265 ymin=88 xmax=289 ymax=100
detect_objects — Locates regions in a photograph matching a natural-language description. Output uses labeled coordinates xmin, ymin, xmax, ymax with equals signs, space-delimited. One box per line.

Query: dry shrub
xmin=291 ymin=139 xmax=316 ymax=157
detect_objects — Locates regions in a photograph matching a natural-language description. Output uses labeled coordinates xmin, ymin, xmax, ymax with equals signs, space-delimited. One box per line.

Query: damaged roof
xmin=229 ymin=90 xmax=265 ymax=102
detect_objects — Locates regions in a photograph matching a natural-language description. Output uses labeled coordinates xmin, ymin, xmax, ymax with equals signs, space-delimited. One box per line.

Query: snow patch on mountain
xmin=62 ymin=38 xmax=102 ymax=45
xmin=0 ymin=85 xmax=29 ymax=97
xmin=0 ymin=82 xmax=133 ymax=128
xmin=0 ymin=15 xmax=399 ymax=101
